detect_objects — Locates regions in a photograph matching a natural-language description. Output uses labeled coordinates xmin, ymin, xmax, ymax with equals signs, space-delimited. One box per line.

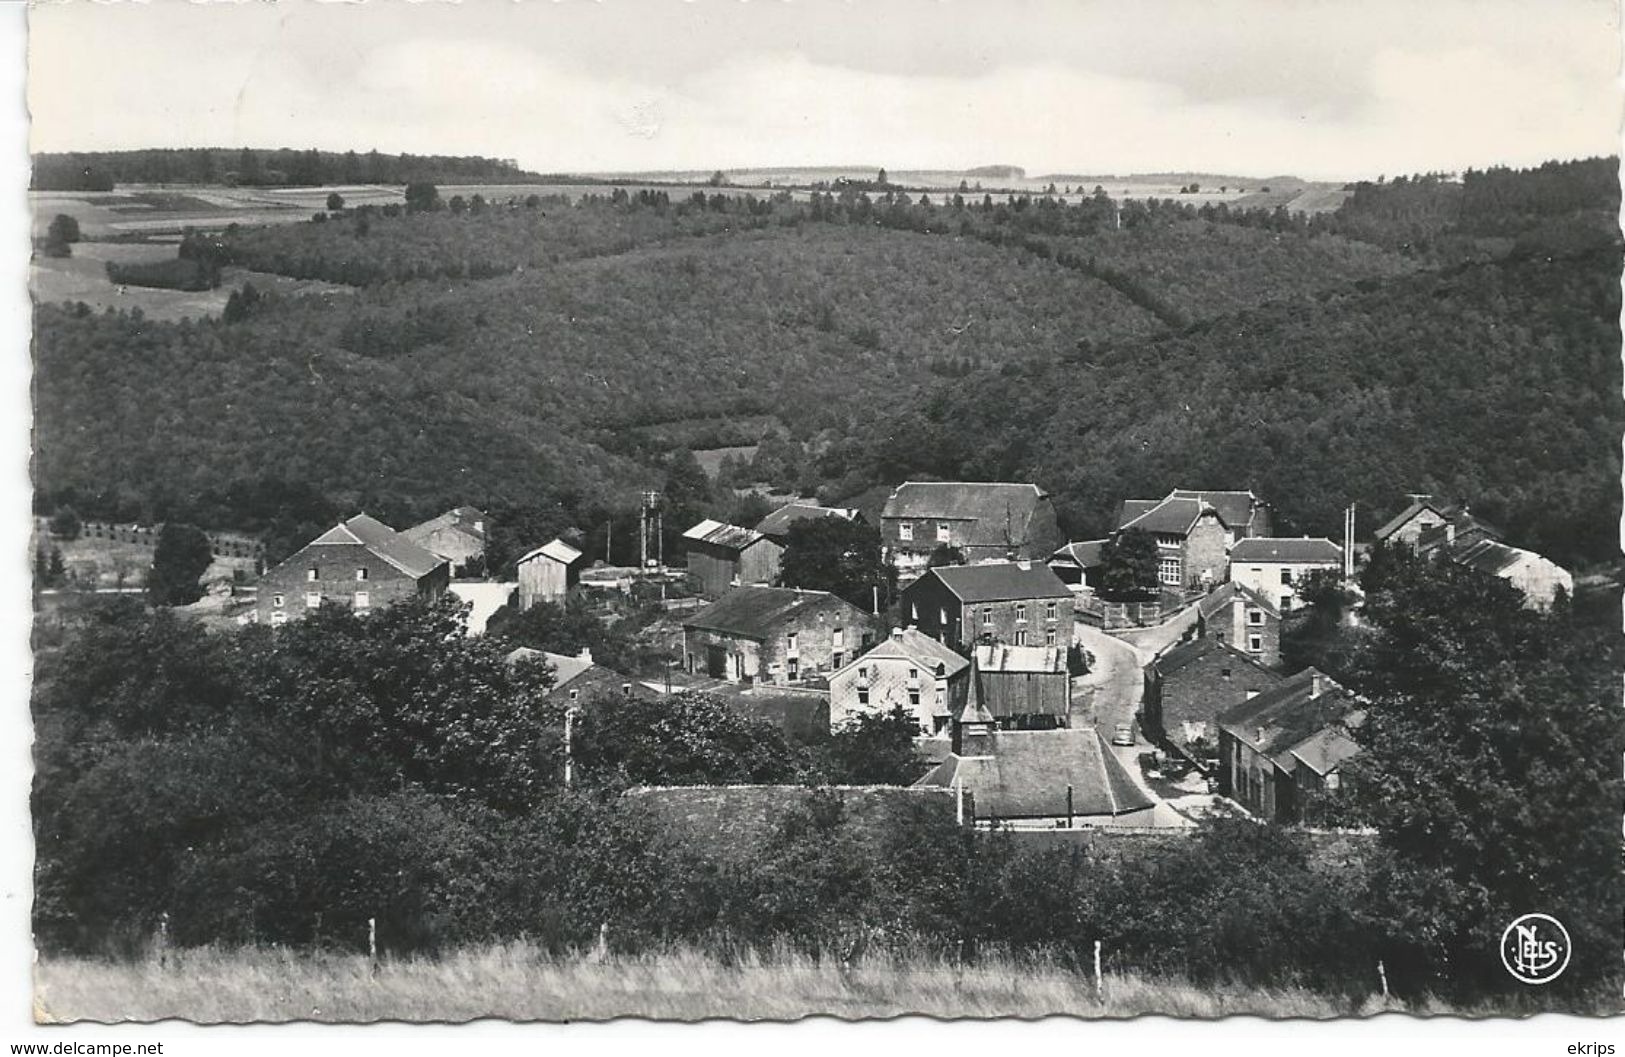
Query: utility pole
xmin=563 ymin=706 xmax=577 ymax=787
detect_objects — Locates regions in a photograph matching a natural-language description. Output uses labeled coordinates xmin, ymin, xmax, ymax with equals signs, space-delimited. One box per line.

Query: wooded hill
xmin=31 ymin=158 xmax=1622 ymax=564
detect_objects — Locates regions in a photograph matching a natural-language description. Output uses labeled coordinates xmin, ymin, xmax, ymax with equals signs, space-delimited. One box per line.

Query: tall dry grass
xmin=35 ymin=941 xmax=1471 ymax=1023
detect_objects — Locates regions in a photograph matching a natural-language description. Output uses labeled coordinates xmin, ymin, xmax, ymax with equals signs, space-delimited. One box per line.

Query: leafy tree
xmin=47 ymin=548 xmax=66 ymax=585
xmin=1098 ymin=528 xmax=1159 ymax=600
xmin=777 ymin=517 xmax=896 ymax=611
xmin=814 ymin=705 xmax=926 ymax=784
xmin=325 ymin=192 xmax=345 ymax=211
xmin=222 ymin=282 xmax=262 ymax=324
xmin=148 ymin=523 xmax=213 ymax=606
xmin=571 ymin=689 xmax=804 ymax=787
xmin=404 ymin=181 xmax=440 ymax=214
xmin=48 ymin=505 xmax=81 ymax=540
xmin=926 ymin=543 xmax=965 ymax=568
xmin=1338 ymin=547 xmax=1623 ymax=995
xmin=496 ymin=594 xmax=639 ymax=674
xmin=47 ymin=213 xmax=80 ymax=244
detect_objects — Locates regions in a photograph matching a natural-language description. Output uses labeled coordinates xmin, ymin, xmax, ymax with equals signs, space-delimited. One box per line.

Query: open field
xmin=32 ymin=943 xmax=1499 ymax=1023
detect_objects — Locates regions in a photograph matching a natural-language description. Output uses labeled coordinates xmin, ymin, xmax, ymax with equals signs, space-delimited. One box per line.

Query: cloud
xmin=26 ymin=0 xmax=1622 ymax=180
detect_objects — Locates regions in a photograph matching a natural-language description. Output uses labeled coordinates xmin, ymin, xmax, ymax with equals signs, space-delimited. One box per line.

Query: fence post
xmin=595 ymin=921 xmax=609 ymax=963
xmin=157 ymin=911 xmax=170 ymax=968
xmin=1093 ymin=939 xmax=1103 ymax=1000
xmin=368 ymin=916 xmax=378 ymax=977
xmin=1377 ymin=959 xmax=1389 ymax=1001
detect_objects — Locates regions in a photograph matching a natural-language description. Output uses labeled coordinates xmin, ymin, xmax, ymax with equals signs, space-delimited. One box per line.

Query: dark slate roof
xmin=1228 ymin=537 xmax=1343 ymax=564
xmin=1118 ymin=495 xmax=1212 ymax=535
xmin=1444 ymin=538 xmax=1533 ymax=576
xmin=881 ymin=482 xmax=1047 ymax=550
xmin=1168 ymin=490 xmax=1263 ymax=532
xmin=1196 ymin=581 xmax=1280 ymax=622
xmin=1051 ymin=539 xmax=1106 ymax=568
xmin=755 ymin=502 xmax=858 ymax=538
xmin=1415 ymin=512 xmax=1505 ymax=555
xmin=682 ymin=585 xmax=856 ymax=640
xmin=1217 ymin=668 xmax=1358 ymax=769
xmin=837 ymin=628 xmax=971 ymax=680
xmin=310 ymin=514 xmax=446 ymax=580
xmin=914 ymin=729 xmax=1154 ymax=820
xmin=1149 ymin=634 xmax=1275 ymax=679
xmin=1373 ymin=498 xmax=1460 ymax=541
xmin=1288 ymin=724 xmax=1363 ymax=776
xmin=681 ymin=518 xmax=771 ymax=551
xmin=922 ymin=561 xmax=1073 ymax=603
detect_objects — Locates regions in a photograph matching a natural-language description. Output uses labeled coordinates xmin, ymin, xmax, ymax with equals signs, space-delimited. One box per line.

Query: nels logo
xmin=1500 ymin=913 xmax=1571 ymax=985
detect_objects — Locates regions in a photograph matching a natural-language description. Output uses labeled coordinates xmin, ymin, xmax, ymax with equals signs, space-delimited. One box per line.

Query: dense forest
xmin=30 ymin=157 xmax=1622 ymax=566
xmin=31 ymin=148 xmax=541 ymax=191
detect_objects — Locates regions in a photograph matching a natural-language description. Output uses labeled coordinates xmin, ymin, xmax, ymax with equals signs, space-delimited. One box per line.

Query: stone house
xmin=682 ymin=585 xmax=877 ymax=686
xmin=900 ymin=561 xmax=1074 ymax=655
xmin=1216 ymin=667 xmax=1361 ymax=823
xmin=1227 ymin=537 xmax=1344 ymax=613
xmin=1373 ymin=494 xmax=1464 ymax=549
xmin=402 ymin=506 xmax=487 ymax=572
xmin=506 ymin=645 xmax=655 ymax=706
xmin=1048 ymin=539 xmax=1106 ymax=590
xmin=828 ymin=626 xmax=972 ymax=734
xmin=515 ymin=538 xmax=583 ymax=609
xmin=1115 ymin=489 xmax=1267 ymax=591
xmin=880 ymin=482 xmax=1063 ymax=578
xmin=682 ymin=519 xmax=784 ymax=600
xmin=1431 ymin=536 xmax=1574 ymax=611
xmin=255 ymin=513 xmax=448 ymax=626
xmin=1141 ymin=635 xmax=1284 ymax=757
xmin=1194 ymin=581 xmax=1282 ymax=666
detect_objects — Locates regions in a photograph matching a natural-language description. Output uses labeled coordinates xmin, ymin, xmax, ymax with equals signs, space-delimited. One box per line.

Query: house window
xmin=833 ymin=627 xmax=844 ymax=648
xmin=787 ymin=657 xmax=800 ymax=681
xmin=1280 ymin=568 xmax=1293 ymax=585
xmin=354 ymin=591 xmax=370 ymax=610
xmin=1045 ymin=601 xmax=1058 ymax=621
xmin=1045 ymin=628 xmax=1057 ymax=646
xmin=936 ymin=522 xmax=950 ymax=543
xmin=831 ymin=652 xmax=843 ymax=669
xmin=1015 ymin=604 xmax=1027 ymax=623
xmin=1279 ymin=597 xmax=1292 ymax=613
xmin=307 ymin=567 xmax=319 ymax=582
xmin=857 ymin=686 xmax=870 ymax=705
xmin=1015 ymin=630 xmax=1028 ymax=646
xmin=1156 ymin=534 xmax=1179 ymax=548
xmin=910 ymin=603 xmax=918 ymax=621
xmin=936 ymin=685 xmax=947 ymax=707
xmin=1247 ymin=608 xmax=1263 ymax=625
xmin=857 ymin=666 xmax=869 ymax=682
xmin=1158 ymin=558 xmax=1182 ymax=585
xmin=1248 ymin=634 xmax=1263 ymax=653
xmin=908 ymin=688 xmax=921 ymax=707
xmin=305 ymin=592 xmax=321 ymax=608
xmin=899 ymin=522 xmax=914 ymax=542
xmin=270 ymin=610 xmax=287 ymax=626
xmin=982 ymin=607 xmax=993 ymax=627
xmin=272 ymin=593 xmax=285 ymax=608
xmin=786 ymin=632 xmax=798 ymax=654
xmin=939 ymin=607 xmax=948 ymax=627
xmin=1221 ymin=667 xmax=1232 ymax=679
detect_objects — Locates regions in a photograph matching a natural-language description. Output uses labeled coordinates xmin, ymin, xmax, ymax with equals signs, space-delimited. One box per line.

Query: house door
xmin=706 ymin=645 xmax=727 ymax=679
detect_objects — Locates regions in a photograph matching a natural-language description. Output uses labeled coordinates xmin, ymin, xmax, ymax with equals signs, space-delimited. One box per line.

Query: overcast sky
xmin=26 ymin=0 xmax=1624 ymax=180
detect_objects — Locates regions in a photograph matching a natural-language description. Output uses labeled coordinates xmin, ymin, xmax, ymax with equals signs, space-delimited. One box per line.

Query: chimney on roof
xmin=621 ymin=682 xmax=632 ymax=696
xmin=1257 ymin=726 xmax=1267 ymax=744
xmin=892 ymin=626 xmax=905 ymax=641
xmin=1444 ymin=522 xmax=1455 ymax=544
xmin=577 ymin=646 xmax=593 ymax=664
xmin=1016 ymin=559 xmax=1032 ymax=571
xmin=1310 ymin=672 xmax=1325 ymax=698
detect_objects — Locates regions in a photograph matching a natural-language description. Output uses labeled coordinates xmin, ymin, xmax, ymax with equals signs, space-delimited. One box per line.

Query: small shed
xmin=516 ymin=538 xmax=583 ymax=609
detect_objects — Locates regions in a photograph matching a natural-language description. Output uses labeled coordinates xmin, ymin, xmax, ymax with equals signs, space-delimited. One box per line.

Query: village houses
xmin=681 ymin=585 xmax=877 ymax=686
xmin=828 ymin=626 xmax=971 ymax=734
xmin=402 ymin=505 xmax=488 ymax=572
xmin=1377 ymin=493 xmax=1572 ymax=610
xmin=1141 ymin=635 xmax=1285 ymax=758
xmin=1216 ymin=667 xmax=1361 ymax=824
xmin=1114 ymin=488 xmax=1272 ymax=591
xmin=900 ymin=560 xmax=1074 ymax=655
xmin=1194 ymin=580 xmax=1283 ymax=665
xmin=1226 ymin=537 xmax=1344 ymax=613
xmin=255 ymin=513 xmax=448 ymax=625
xmin=914 ymin=704 xmax=1156 ymax=827
xmin=682 ymin=518 xmax=784 ymax=599
xmin=971 ymin=642 xmax=1072 ymax=728
xmin=753 ymin=501 xmax=862 ymax=545
xmin=880 ymin=481 xmax=1063 ymax=578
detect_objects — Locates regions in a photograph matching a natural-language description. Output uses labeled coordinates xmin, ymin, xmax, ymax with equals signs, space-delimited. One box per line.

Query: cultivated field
xmin=33 ymin=943 xmax=1470 ymax=1023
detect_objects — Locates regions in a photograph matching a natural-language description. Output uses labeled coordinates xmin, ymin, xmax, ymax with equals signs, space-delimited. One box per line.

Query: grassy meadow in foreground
xmin=36 ymin=943 xmax=1492 ymax=1023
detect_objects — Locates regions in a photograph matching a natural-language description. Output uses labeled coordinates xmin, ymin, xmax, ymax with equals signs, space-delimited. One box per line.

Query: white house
xmin=1227 ymin=537 xmax=1344 ymax=613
